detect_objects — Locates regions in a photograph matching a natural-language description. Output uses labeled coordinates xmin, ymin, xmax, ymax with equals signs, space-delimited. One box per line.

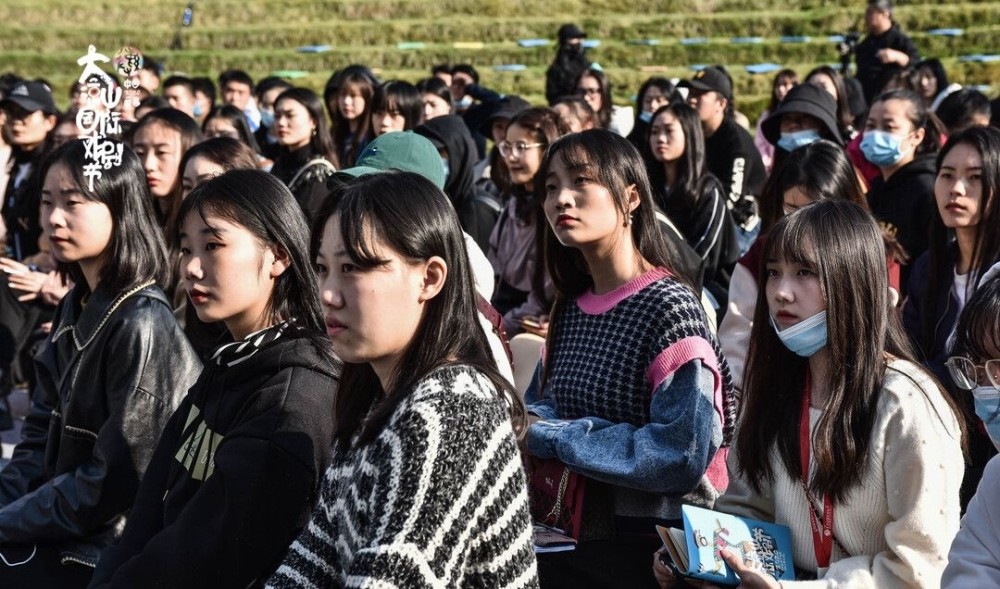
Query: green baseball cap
xmin=337 ymin=131 xmax=445 ymax=189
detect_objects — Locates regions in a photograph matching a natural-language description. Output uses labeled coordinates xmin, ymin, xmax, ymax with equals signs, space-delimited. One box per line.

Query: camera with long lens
xmin=836 ymin=32 xmax=860 ymax=74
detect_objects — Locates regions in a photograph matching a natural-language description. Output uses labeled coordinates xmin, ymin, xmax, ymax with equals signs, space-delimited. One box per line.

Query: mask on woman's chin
xmin=639 ymin=111 xmax=653 ymax=124
xmin=973 ymin=386 xmax=1000 ymax=450
xmin=770 ymin=311 xmax=828 ymax=357
xmin=192 ymin=102 xmax=204 ymax=118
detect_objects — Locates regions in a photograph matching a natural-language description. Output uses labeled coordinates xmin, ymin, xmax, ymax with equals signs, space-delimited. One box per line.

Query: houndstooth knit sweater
xmin=267 ymin=365 xmax=539 ymax=588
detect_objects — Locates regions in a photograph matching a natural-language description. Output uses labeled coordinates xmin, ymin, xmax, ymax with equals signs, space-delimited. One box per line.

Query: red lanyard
xmin=800 ymin=372 xmax=835 ymax=570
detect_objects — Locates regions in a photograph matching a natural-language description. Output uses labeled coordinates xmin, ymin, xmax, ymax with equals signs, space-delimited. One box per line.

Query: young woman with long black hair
xmin=0 ymin=140 xmax=200 ymax=587
xmin=648 ymin=101 xmax=739 ymax=315
xmin=268 ymin=170 xmax=536 ymax=587
xmin=904 ymin=125 xmax=1000 ymax=508
xmin=525 ymin=129 xmax=734 ymax=587
xmin=90 ymin=170 xmax=340 ymax=588
xmin=659 ymin=200 xmax=965 ymax=588
xmin=269 ymin=87 xmax=338 ymax=219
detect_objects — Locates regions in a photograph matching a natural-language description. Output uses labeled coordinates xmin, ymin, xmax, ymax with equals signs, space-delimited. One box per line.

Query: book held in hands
xmin=656 ymin=504 xmax=795 ymax=587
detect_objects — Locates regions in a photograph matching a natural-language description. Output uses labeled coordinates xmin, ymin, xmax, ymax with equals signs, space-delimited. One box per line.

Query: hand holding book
xmin=717 ymin=549 xmax=782 ymax=589
xmin=653 ymin=547 xmax=782 ymax=589
xmin=656 ymin=505 xmax=795 ymax=588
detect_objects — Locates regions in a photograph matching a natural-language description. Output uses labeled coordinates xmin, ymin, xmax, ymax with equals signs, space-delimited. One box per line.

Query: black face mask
xmin=561 ymin=43 xmax=584 ymax=56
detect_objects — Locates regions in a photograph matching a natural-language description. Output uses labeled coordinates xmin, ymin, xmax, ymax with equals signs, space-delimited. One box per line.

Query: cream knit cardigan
xmin=716 ymin=358 xmax=963 ymax=588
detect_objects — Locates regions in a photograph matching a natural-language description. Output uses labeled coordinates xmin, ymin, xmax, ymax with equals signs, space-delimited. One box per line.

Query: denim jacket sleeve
xmin=525 ymin=359 xmax=721 ymax=494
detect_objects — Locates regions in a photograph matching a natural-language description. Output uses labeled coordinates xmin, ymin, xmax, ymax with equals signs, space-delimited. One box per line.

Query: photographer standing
xmin=856 ymin=0 xmax=919 ymax=103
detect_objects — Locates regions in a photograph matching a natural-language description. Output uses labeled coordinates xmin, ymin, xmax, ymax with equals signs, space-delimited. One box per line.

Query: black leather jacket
xmin=0 ymin=281 xmax=201 ymax=567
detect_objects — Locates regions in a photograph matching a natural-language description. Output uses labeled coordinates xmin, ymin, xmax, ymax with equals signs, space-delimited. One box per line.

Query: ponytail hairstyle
xmin=872 ymin=89 xmax=944 ymax=157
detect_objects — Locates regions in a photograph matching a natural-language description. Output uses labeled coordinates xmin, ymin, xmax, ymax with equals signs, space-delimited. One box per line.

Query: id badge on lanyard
xmin=800 ymin=372 xmax=835 ymax=577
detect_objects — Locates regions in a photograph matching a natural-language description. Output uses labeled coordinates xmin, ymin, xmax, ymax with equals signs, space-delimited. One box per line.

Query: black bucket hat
xmin=761 ymin=83 xmax=843 ymax=147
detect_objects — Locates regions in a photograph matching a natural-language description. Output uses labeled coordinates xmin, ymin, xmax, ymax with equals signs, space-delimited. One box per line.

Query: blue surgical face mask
xmin=771 ymin=310 xmax=828 ymax=357
xmin=192 ymin=101 xmax=204 ymax=118
xmin=973 ymin=386 xmax=1000 ymax=449
xmin=777 ymin=129 xmax=821 ymax=152
xmin=860 ymin=129 xmax=909 ymax=167
xmin=639 ymin=111 xmax=653 ymax=124
xmin=441 ymin=157 xmax=450 ymax=182
xmin=260 ymin=109 xmax=275 ymax=129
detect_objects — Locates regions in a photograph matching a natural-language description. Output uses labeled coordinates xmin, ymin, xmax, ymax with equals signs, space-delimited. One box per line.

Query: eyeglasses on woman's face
xmin=498 ymin=140 xmax=544 ymax=158
xmin=946 ymin=356 xmax=1000 ymax=391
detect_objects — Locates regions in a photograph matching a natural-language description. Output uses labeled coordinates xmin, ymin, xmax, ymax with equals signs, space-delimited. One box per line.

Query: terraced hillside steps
xmin=2 ymin=0 xmax=998 ymax=123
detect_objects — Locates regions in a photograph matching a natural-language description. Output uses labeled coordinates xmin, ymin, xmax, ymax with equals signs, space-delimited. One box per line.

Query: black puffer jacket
xmin=866 ymin=154 xmax=936 ymax=293
xmin=0 ymin=281 xmax=200 ymax=567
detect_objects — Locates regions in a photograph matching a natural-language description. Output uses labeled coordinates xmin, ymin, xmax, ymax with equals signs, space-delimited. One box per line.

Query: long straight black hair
xmin=176 ymin=169 xmax=326 ymax=337
xmin=538 ymin=128 xmax=679 ymax=300
xmin=39 ymin=139 xmax=169 ymax=293
xmin=275 ymin=87 xmax=339 ymax=169
xmin=647 ymin=101 xmax=721 ymax=212
xmin=738 ymin=200 xmax=963 ymax=501
xmin=922 ymin=126 xmax=1000 ymax=353
xmin=127 ymin=107 xmax=203 ymax=229
xmin=314 ymin=171 xmax=524 ymax=450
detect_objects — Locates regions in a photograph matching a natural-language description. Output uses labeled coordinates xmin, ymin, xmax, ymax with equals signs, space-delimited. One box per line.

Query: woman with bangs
xmin=0 ymin=140 xmax=200 ymax=586
xmin=942 ymin=275 xmax=1000 ymax=587
xmin=524 ymin=129 xmax=734 ymax=587
xmin=488 ymin=107 xmax=565 ymax=334
xmin=128 ymin=107 xmax=203 ymax=229
xmin=658 ymin=200 xmax=965 ymax=588
xmin=370 ymin=80 xmax=423 ymax=137
xmin=268 ymin=171 xmax=537 ymax=587
xmin=177 ymin=136 xmax=262 ymax=356
xmin=327 ymin=66 xmax=376 ymax=168
xmin=90 ymin=170 xmax=340 ymax=588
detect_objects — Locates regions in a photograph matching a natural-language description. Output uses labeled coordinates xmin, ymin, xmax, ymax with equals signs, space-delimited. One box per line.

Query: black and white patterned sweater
xmin=267 ymin=365 xmax=539 ymax=588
